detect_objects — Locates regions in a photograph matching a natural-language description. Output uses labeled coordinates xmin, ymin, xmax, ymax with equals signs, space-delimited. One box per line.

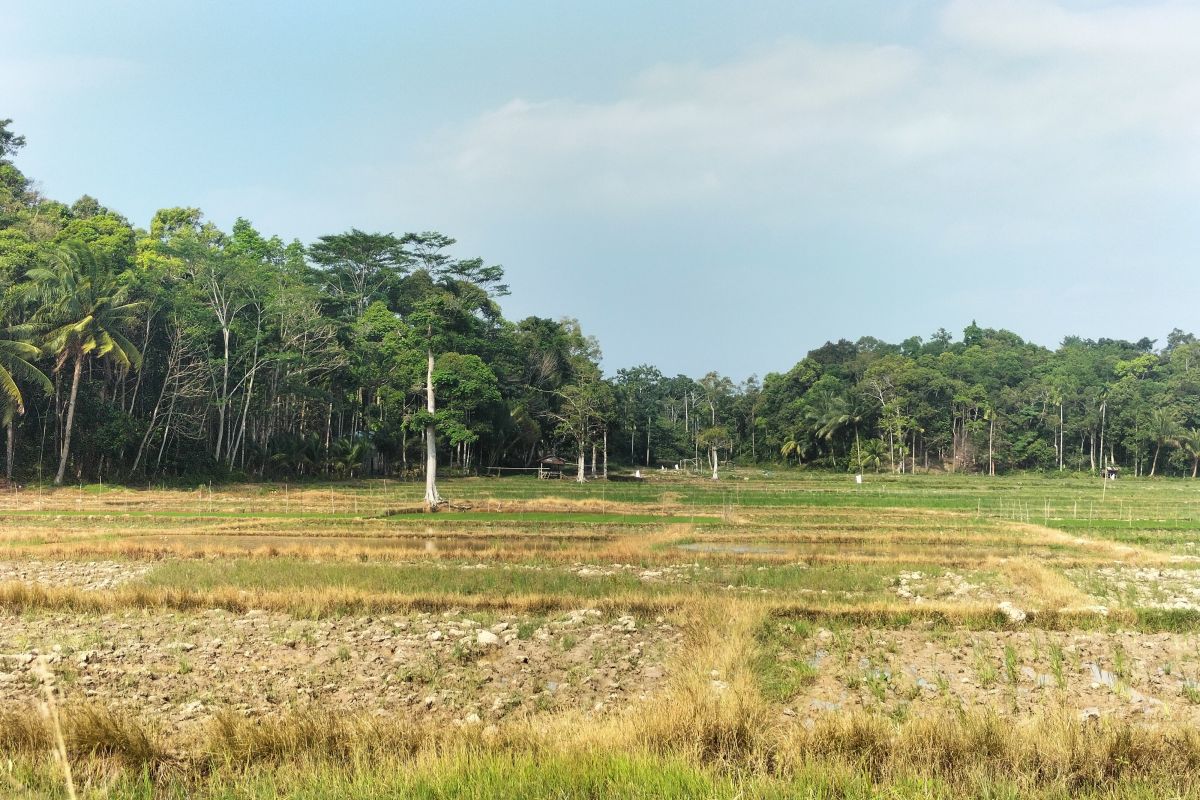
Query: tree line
xmin=3 ymin=119 xmax=1200 ymax=490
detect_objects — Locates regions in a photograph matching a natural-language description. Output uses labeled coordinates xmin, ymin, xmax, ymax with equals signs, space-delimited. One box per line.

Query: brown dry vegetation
xmin=3 ymin=473 xmax=1200 ymax=797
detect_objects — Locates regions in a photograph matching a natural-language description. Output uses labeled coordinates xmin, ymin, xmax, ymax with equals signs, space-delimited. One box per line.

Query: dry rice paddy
xmin=3 ymin=471 xmax=1200 ymax=797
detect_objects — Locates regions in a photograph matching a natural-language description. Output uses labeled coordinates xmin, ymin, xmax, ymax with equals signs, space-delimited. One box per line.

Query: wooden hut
xmin=538 ymin=455 xmax=567 ymax=480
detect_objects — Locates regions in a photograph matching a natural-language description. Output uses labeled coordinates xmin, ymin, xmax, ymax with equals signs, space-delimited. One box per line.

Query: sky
xmin=4 ymin=0 xmax=1199 ymax=379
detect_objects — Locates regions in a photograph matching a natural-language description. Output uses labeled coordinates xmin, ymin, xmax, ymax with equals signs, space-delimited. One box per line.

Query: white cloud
xmin=941 ymin=0 xmax=1200 ymax=55
xmin=435 ymin=41 xmax=926 ymax=212
xmin=407 ymin=0 xmax=1200 ymax=243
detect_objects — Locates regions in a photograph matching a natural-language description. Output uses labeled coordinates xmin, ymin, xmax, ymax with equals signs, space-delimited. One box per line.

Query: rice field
xmin=3 ymin=469 xmax=1200 ymax=798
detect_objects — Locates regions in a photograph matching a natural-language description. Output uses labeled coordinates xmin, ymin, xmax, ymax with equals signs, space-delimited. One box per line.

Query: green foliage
xmin=2 ymin=119 xmax=1200 ymax=485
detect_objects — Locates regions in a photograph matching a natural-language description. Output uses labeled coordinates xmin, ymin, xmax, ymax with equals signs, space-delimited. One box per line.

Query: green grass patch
xmin=139 ymin=559 xmax=660 ymax=599
xmin=754 ymin=618 xmax=819 ymax=702
xmin=137 ymin=558 xmax=930 ymax=604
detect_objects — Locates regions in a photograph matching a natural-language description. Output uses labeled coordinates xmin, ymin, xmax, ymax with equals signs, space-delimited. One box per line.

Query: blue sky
xmin=4 ymin=0 xmax=1198 ymax=379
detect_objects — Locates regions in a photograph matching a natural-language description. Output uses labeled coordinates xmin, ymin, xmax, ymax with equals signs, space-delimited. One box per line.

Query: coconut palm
xmin=780 ymin=434 xmax=809 ymax=465
xmin=1147 ymin=407 xmax=1181 ymax=478
xmin=807 ymin=391 xmax=849 ymax=445
xmin=0 ymin=334 xmax=51 ymax=481
xmin=328 ymin=437 xmax=371 ymax=478
xmin=806 ymin=390 xmax=868 ymax=467
xmin=857 ymin=438 xmax=886 ymax=473
xmin=1179 ymin=427 xmax=1200 ymax=479
xmin=16 ymin=243 xmax=142 ymax=485
xmin=269 ymin=432 xmax=323 ymax=477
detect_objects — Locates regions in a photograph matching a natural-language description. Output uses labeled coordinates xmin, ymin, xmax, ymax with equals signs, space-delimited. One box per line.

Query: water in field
xmin=677 ymin=542 xmax=790 ymax=555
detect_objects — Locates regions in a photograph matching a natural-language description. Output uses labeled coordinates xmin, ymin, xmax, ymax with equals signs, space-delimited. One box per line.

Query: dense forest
xmin=3 ymin=119 xmax=1200 ymax=486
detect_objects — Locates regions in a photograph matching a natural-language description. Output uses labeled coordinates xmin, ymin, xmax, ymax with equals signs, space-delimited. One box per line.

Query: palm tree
xmin=807 ymin=392 xmax=849 ymax=446
xmin=328 ymin=437 xmax=371 ymax=478
xmin=858 ymin=438 xmax=885 ymax=473
xmin=1180 ymin=427 xmax=1200 ymax=479
xmin=780 ymin=437 xmax=799 ymax=464
xmin=1147 ymin=407 xmax=1181 ymax=478
xmin=0 ymin=334 xmax=52 ymax=481
xmin=780 ymin=435 xmax=809 ymax=465
xmin=269 ymin=432 xmax=323 ymax=477
xmin=17 ymin=244 xmax=142 ymax=485
xmin=807 ymin=391 xmax=869 ymax=469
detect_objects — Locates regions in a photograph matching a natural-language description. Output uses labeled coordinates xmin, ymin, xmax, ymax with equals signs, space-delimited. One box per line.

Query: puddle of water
xmin=677 ymin=542 xmax=790 ymax=555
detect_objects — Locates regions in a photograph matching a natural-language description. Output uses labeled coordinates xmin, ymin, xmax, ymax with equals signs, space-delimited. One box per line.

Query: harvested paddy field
xmin=4 ymin=472 xmax=1200 ymax=798
xmin=0 ymin=606 xmax=676 ymax=738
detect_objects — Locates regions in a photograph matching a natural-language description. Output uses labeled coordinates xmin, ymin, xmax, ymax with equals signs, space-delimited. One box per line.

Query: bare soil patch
xmin=0 ymin=559 xmax=150 ymax=590
xmin=776 ymin=625 xmax=1200 ymax=726
xmin=1068 ymin=566 xmax=1200 ymax=610
xmin=0 ymin=606 xmax=679 ymax=739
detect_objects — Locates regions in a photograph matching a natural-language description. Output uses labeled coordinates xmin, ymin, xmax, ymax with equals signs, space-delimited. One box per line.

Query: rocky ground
xmin=1068 ymin=566 xmax=1200 ymax=610
xmin=776 ymin=625 xmax=1200 ymax=726
xmin=893 ymin=569 xmax=1039 ymax=607
xmin=5 ymin=556 xmax=1199 ymax=739
xmin=0 ymin=559 xmax=151 ymax=590
xmin=572 ymin=562 xmax=696 ymax=582
xmin=0 ymin=605 xmax=679 ymax=735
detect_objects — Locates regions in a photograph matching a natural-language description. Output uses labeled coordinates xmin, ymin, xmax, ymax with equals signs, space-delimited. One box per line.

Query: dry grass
xmin=3 ymin=475 xmax=1200 ymax=796
xmin=778 ymin=710 xmax=1200 ymax=792
xmin=998 ymin=557 xmax=1096 ymax=611
xmin=0 ymin=580 xmax=1174 ymax=630
xmin=1023 ymin=521 xmax=1167 ymax=564
xmin=6 ymin=687 xmax=1200 ymax=797
xmin=0 ymin=579 xmax=694 ymax=617
xmin=592 ymin=600 xmax=775 ymax=766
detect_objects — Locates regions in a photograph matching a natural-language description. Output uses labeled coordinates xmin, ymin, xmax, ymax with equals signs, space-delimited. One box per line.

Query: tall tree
xmin=18 ymin=244 xmax=142 ymax=484
xmin=698 ymin=425 xmax=730 ymax=480
xmin=547 ymin=375 xmax=607 ymax=483
xmin=309 ymin=229 xmax=409 ymax=317
xmin=1179 ymin=428 xmax=1200 ymax=479
xmin=0 ymin=333 xmax=51 ymax=481
xmin=1147 ymin=407 xmax=1180 ymax=478
xmin=404 ymin=233 xmax=507 ymax=510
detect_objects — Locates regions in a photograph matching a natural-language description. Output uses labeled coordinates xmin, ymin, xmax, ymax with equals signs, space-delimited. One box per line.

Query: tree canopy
xmin=2 ymin=121 xmax=1199 ymax=483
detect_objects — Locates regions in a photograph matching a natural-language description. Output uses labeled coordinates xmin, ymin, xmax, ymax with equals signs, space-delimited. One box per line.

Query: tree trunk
xmin=988 ymin=416 xmax=995 ymax=476
xmin=214 ymin=326 xmax=231 ymax=459
xmin=127 ymin=311 xmax=154 ymax=415
xmin=1150 ymin=442 xmax=1161 ymax=478
xmin=5 ymin=422 xmax=13 ymax=484
xmin=576 ymin=445 xmax=586 ymax=484
xmin=950 ymin=405 xmax=957 ymax=470
xmin=156 ymin=388 xmax=179 ymax=473
xmin=231 ymin=320 xmax=263 ymax=467
xmin=54 ymin=354 xmax=84 ymax=486
xmin=423 ymin=347 xmax=442 ymax=511
xmin=603 ymin=428 xmax=608 ymax=478
xmin=1058 ymin=402 xmax=1064 ymax=471
xmin=710 ymin=444 xmax=719 ymax=480
xmin=132 ymin=380 xmax=167 ymax=474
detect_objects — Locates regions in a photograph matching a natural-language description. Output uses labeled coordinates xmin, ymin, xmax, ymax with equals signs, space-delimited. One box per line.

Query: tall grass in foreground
xmin=6 ymin=699 xmax=1200 ymax=798
xmin=5 ymin=601 xmax=1200 ymax=798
